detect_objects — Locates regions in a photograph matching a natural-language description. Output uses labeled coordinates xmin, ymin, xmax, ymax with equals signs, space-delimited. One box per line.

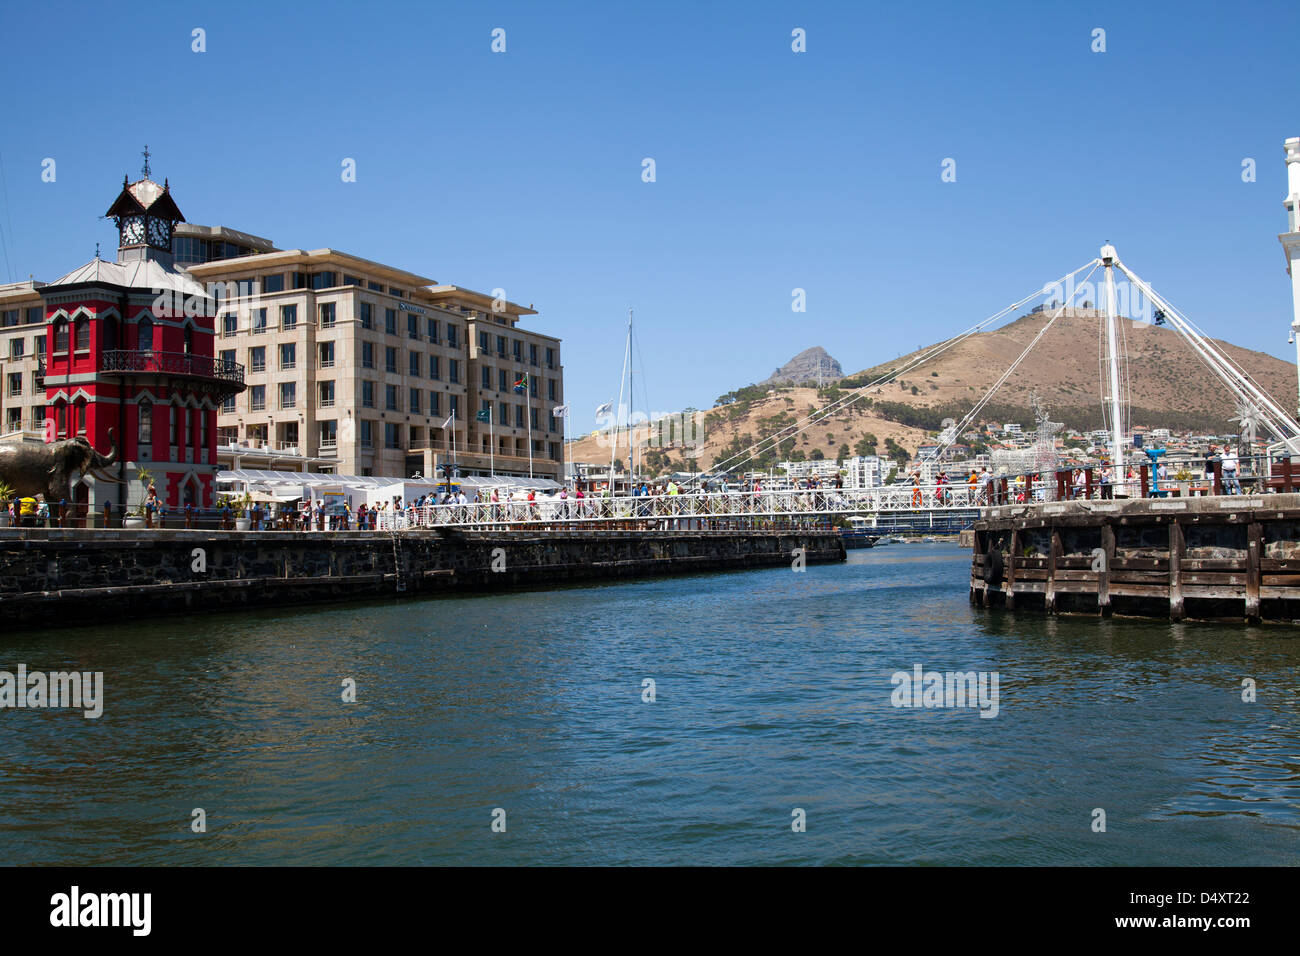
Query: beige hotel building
xmin=1 ymin=220 xmax=566 ymax=482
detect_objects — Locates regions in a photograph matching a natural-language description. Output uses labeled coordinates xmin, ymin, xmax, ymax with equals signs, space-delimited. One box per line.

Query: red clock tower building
xmin=37 ymin=166 xmax=245 ymax=514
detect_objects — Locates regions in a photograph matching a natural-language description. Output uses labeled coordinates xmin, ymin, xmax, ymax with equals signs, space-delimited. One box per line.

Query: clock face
xmin=147 ymin=217 xmax=170 ymax=247
xmin=121 ymin=216 xmax=145 ymax=245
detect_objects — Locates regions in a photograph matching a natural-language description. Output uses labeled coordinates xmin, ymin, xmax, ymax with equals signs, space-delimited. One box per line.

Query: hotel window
xmin=219 ymin=348 xmax=235 ymax=368
xmin=515 ymin=405 xmax=524 ymax=428
xmin=222 ymin=313 xmax=237 ymax=337
xmin=74 ymin=317 xmax=89 ymax=351
xmin=430 ymin=392 xmax=440 ymax=417
xmin=318 ymin=302 xmax=334 ymax=329
xmin=409 ymin=352 xmax=421 ymax=377
xmin=249 ymin=347 xmax=266 ymax=373
xmin=319 ymin=419 xmax=337 ymax=447
xmin=427 ymin=318 xmax=439 ymax=342
xmin=498 ymin=368 xmax=508 ymax=392
xmin=319 ymin=341 xmax=335 ymax=369
xmin=138 ymin=400 xmax=153 ymax=445
xmin=362 ymin=341 xmax=375 ymax=369
xmin=549 ymin=414 xmax=557 ymax=432
xmin=496 ymin=335 xmax=507 ymax=357
xmin=385 ymin=309 xmax=397 ymax=335
xmin=384 ymin=422 xmax=402 ymax=449
xmin=35 ymin=337 xmax=45 ymax=359
xmin=545 ymin=347 xmax=555 ymax=368
xmin=359 ymin=419 xmax=374 ymax=448
xmin=448 ymin=359 xmax=460 ymax=383
xmin=218 ymin=426 xmax=237 ymax=445
xmin=311 ymin=271 xmax=336 ymax=290
xmin=221 ymin=394 xmax=235 ymax=414
xmin=367 ymin=281 xmax=384 ymax=292
xmin=430 ymin=355 xmax=441 ymax=380
xmin=529 ymin=343 xmax=538 ymax=366
xmin=54 ymin=318 xmax=69 ymax=352
xmin=362 ymin=381 xmax=375 ymax=408
xmin=319 ymin=381 xmax=335 ymax=408
xmin=6 ymin=372 xmax=21 ymax=396
xmin=478 ymin=331 xmax=489 ymax=351
xmin=513 ymin=340 xmax=522 ymax=361
xmin=343 ymin=274 xmax=363 ymax=287
xmin=360 ymin=302 xmax=373 ymax=329
xmin=25 ymin=306 xmax=42 ymax=325
xmin=1 ymin=309 xmax=18 ymax=327
xmin=407 ymin=314 xmax=419 ymax=339
xmin=385 ymin=347 xmax=398 ymax=373
xmin=253 ymin=308 xmax=268 ymax=333
xmin=385 ymin=384 xmax=399 ymax=411
xmin=529 ymin=376 xmax=538 ymax=398
xmin=10 ymin=338 xmax=23 ymax=359
xmin=550 ymin=442 xmax=560 ymax=461
xmin=548 ymin=378 xmax=557 ymax=401
xmin=292 ymin=271 xmax=309 ymax=290
xmin=250 ymin=385 xmax=266 ymax=411
xmin=449 ymin=395 xmax=459 ymax=418
xmin=499 ymin=401 xmax=508 ymax=425
xmin=262 ymin=273 xmax=285 ymax=293
xmin=279 ymin=343 xmax=296 ymax=370
xmin=183 ymin=325 xmax=194 ymax=354
xmin=530 ymin=407 xmax=539 ymax=429
xmin=481 ymin=366 xmax=492 ymax=389
xmin=409 ymin=388 xmax=421 ymax=415
xmin=390 ymin=288 xmax=404 ymax=299
xmin=282 ymin=304 xmax=299 ymax=330
xmin=446 ymin=324 xmax=458 ymax=348
xmin=279 ymin=382 xmax=297 ymax=409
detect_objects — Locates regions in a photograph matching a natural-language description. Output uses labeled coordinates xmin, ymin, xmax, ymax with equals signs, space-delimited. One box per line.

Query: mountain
xmin=761 ymin=346 xmax=843 ymax=387
xmin=565 ymin=310 xmax=1297 ymax=476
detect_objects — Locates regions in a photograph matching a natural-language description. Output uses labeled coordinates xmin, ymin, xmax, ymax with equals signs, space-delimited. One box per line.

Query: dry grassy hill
xmin=567 ymin=310 xmax=1296 ymax=476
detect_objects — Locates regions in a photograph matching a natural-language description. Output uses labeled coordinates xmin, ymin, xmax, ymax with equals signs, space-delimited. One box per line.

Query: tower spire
xmin=141 ymin=144 xmax=151 ymax=179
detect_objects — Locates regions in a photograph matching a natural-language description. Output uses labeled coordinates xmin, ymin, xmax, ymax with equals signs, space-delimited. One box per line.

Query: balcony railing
xmin=101 ymin=350 xmax=246 ymax=388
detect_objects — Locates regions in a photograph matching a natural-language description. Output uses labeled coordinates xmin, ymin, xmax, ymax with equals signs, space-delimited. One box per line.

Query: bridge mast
xmin=1100 ymin=243 xmax=1126 ymax=474
xmin=1281 ymin=137 xmax=1300 ymax=418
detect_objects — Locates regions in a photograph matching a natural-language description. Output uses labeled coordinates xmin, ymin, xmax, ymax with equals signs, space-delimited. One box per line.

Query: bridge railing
xmin=371 ymin=484 xmax=983 ymax=531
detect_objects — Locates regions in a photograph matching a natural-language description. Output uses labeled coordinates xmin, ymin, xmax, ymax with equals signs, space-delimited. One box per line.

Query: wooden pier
xmin=969 ymin=494 xmax=1300 ymax=623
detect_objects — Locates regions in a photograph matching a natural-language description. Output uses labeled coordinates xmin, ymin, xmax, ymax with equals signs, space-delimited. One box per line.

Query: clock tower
xmin=105 ymin=150 xmax=186 ymax=268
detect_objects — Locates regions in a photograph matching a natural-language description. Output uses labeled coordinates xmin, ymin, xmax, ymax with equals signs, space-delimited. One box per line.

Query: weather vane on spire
xmin=142 ymin=144 xmax=151 ymax=179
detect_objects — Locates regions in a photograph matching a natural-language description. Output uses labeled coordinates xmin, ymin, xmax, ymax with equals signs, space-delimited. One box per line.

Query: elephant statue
xmin=0 ymin=428 xmax=122 ymax=503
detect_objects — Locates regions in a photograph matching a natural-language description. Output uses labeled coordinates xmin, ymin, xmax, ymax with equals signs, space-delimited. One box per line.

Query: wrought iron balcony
xmin=101 ymin=350 xmax=246 ymax=390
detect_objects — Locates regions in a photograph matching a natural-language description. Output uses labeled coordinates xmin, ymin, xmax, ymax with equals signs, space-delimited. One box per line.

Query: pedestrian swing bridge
xmin=373 ymin=482 xmax=983 ymax=532
xmin=370 ymin=244 xmax=1300 ymax=533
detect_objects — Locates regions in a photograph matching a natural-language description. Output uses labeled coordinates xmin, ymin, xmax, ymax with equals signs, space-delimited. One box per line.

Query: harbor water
xmin=3 ymin=543 xmax=1298 ymax=865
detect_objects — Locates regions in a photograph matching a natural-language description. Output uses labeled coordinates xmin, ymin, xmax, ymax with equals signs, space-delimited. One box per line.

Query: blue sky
xmin=2 ymin=0 xmax=1298 ymax=433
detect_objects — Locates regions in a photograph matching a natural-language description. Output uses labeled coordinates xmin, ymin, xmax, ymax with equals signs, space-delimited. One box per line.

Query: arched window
xmin=75 ymin=398 xmax=87 ymax=435
xmin=54 ymin=399 xmax=67 ymax=438
xmin=183 ymin=324 xmax=194 ymax=354
xmin=54 ymin=318 xmax=69 ymax=353
xmin=74 ymin=316 xmax=90 ymax=351
xmin=138 ymin=400 xmax=153 ymax=447
xmin=137 ymin=316 xmax=154 ymax=353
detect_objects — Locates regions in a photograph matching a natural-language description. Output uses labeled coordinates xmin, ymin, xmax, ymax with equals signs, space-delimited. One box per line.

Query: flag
xmin=594 ymin=401 xmax=613 ymax=417
xmin=513 ymin=373 xmax=528 ymax=394
xmin=475 ymin=409 xmax=491 ymax=423
xmin=552 ymin=404 xmax=569 ymax=417
xmin=441 ymin=414 xmax=454 ymax=429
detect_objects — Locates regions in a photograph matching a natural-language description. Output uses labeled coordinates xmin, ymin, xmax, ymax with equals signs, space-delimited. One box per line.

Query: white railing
xmin=368 ymin=483 xmax=985 ymax=531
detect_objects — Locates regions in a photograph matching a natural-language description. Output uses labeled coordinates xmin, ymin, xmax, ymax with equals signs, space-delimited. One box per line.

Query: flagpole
xmin=527 ymin=378 xmax=534 ymax=480
xmin=489 ymin=409 xmax=495 ymax=478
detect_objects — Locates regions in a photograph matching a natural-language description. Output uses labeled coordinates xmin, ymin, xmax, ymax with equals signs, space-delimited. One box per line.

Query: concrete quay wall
xmin=0 ymin=528 xmax=845 ymax=629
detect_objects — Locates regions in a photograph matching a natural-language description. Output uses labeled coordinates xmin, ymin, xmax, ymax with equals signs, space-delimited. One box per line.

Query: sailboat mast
xmin=628 ymin=309 xmax=635 ymax=485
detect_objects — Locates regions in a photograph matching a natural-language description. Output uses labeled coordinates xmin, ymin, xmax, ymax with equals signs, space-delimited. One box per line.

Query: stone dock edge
xmin=0 ymin=528 xmax=846 ymax=630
